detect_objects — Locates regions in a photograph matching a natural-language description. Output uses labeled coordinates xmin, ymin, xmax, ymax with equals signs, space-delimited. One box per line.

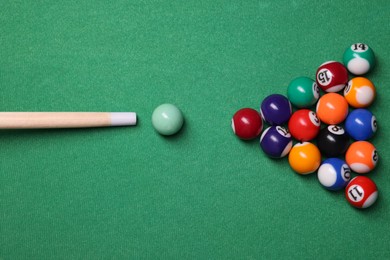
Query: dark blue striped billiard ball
xmin=260 ymin=126 xmax=292 ymax=158
xmin=318 ymin=158 xmax=351 ymax=191
xmin=345 ymin=108 xmax=377 ymax=141
xmin=260 ymin=94 xmax=292 ymax=125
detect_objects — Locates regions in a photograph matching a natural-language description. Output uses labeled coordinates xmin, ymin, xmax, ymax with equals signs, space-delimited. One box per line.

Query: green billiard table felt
xmin=1 ymin=1 xmax=389 ymax=259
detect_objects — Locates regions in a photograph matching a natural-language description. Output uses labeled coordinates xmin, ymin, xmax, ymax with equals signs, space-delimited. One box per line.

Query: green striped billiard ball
xmin=343 ymin=43 xmax=375 ymax=75
xmin=287 ymin=77 xmax=320 ymax=108
xmin=152 ymin=104 xmax=184 ymax=135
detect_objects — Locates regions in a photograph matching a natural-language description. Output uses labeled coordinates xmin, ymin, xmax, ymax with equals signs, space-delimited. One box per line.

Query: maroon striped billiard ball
xmin=232 ymin=108 xmax=263 ymax=140
xmin=316 ymin=61 xmax=348 ymax=92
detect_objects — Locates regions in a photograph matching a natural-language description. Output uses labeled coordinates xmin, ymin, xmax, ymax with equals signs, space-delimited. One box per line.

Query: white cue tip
xmin=110 ymin=112 xmax=137 ymax=126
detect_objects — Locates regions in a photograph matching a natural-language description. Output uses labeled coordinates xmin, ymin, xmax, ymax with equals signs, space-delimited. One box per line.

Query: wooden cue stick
xmin=0 ymin=112 xmax=137 ymax=129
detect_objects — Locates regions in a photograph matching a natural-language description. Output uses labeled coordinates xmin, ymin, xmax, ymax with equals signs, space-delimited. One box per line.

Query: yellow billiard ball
xmin=288 ymin=142 xmax=321 ymax=175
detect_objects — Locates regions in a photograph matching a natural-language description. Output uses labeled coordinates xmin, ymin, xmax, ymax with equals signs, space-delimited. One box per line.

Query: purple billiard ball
xmin=260 ymin=94 xmax=292 ymax=125
xmin=260 ymin=126 xmax=293 ymax=158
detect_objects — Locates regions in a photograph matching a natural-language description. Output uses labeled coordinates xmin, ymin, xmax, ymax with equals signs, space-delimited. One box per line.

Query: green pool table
xmin=1 ymin=1 xmax=389 ymax=259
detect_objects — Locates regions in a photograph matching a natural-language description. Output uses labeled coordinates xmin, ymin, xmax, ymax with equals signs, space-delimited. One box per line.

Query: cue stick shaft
xmin=0 ymin=112 xmax=137 ymax=129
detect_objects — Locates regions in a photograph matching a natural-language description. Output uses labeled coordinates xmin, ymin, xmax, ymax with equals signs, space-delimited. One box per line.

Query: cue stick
xmin=0 ymin=112 xmax=137 ymax=129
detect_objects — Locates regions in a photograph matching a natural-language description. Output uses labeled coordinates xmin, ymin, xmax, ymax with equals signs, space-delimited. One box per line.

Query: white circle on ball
xmin=309 ymin=111 xmax=320 ymax=126
xmin=344 ymin=80 xmax=352 ymax=95
xmin=312 ymin=83 xmax=320 ymax=99
xmin=317 ymin=68 xmax=332 ymax=86
xmin=371 ymin=116 xmax=377 ymax=132
xmin=348 ymin=184 xmax=365 ymax=202
xmin=276 ymin=126 xmax=291 ymax=138
xmin=372 ymin=150 xmax=378 ymax=165
xmin=350 ymin=163 xmax=371 ymax=174
xmin=362 ymin=191 xmax=378 ymax=208
xmin=341 ymin=164 xmax=351 ymax=181
xmin=328 ymin=125 xmax=345 ymax=135
xmin=318 ymin=164 xmax=337 ymax=187
xmin=351 ymin=43 xmax=368 ymax=53
xmin=356 ymin=86 xmax=374 ymax=105
xmin=347 ymin=58 xmax=370 ymax=75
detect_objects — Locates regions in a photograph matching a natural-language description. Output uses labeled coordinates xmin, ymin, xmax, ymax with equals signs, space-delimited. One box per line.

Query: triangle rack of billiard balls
xmin=231 ymin=43 xmax=379 ymax=210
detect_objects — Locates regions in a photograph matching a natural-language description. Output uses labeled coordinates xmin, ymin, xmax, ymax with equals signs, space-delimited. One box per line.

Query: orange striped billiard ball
xmin=345 ymin=141 xmax=378 ymax=174
xmin=316 ymin=93 xmax=349 ymax=125
xmin=344 ymin=77 xmax=376 ymax=108
xmin=288 ymin=142 xmax=321 ymax=175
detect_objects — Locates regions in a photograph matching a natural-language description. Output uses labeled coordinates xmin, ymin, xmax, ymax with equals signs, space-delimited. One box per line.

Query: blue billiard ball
xmin=345 ymin=109 xmax=377 ymax=141
xmin=317 ymin=158 xmax=351 ymax=191
xmin=260 ymin=126 xmax=293 ymax=158
xmin=260 ymin=94 xmax=292 ymax=125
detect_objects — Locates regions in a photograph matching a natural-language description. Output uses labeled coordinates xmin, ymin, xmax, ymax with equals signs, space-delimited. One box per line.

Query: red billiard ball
xmin=316 ymin=61 xmax=348 ymax=92
xmin=232 ymin=108 xmax=263 ymax=140
xmin=345 ymin=176 xmax=378 ymax=209
xmin=288 ymin=109 xmax=321 ymax=141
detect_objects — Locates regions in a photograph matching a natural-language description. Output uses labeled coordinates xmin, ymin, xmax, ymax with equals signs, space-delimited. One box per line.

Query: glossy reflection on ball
xmin=318 ymin=158 xmax=351 ymax=191
xmin=316 ymin=61 xmax=348 ymax=92
xmin=260 ymin=126 xmax=292 ymax=158
xmin=260 ymin=94 xmax=292 ymax=125
xmin=288 ymin=142 xmax=321 ymax=175
xmin=344 ymin=77 xmax=376 ymax=108
xmin=345 ymin=109 xmax=377 ymax=141
xmin=152 ymin=104 xmax=184 ymax=135
xmin=316 ymin=93 xmax=349 ymax=125
xmin=232 ymin=108 xmax=263 ymax=140
xmin=345 ymin=141 xmax=378 ymax=174
xmin=346 ymin=176 xmax=378 ymax=209
xmin=316 ymin=125 xmax=350 ymax=157
xmin=287 ymin=77 xmax=320 ymax=108
xmin=343 ymin=43 xmax=375 ymax=75
xmin=288 ymin=109 xmax=321 ymax=141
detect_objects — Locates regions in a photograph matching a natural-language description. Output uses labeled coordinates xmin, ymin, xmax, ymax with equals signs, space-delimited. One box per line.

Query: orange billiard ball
xmin=288 ymin=142 xmax=321 ymax=175
xmin=345 ymin=141 xmax=378 ymax=174
xmin=316 ymin=93 xmax=349 ymax=124
xmin=344 ymin=77 xmax=376 ymax=108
